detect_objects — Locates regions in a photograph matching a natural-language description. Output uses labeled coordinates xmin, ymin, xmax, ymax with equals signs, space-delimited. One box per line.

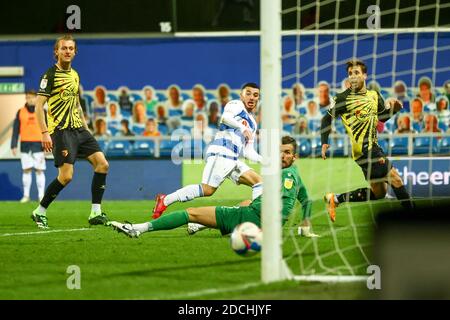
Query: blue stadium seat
xmin=412 ymin=137 xmax=439 ymax=155
xmin=330 ymin=137 xmax=345 ymax=157
xmin=168 ymin=109 xmax=183 ymax=117
xmin=389 ymin=136 xmax=409 ymax=155
xmin=437 ymin=136 xmax=450 ymax=154
xmin=297 ymin=139 xmax=311 ymax=157
xmin=205 ymin=92 xmax=216 ymax=101
xmin=105 ymin=140 xmax=132 ymax=157
xmin=156 ymin=92 xmax=167 ymax=102
xmin=130 ymin=93 xmax=143 ymax=102
xmin=283 ymin=124 xmax=294 ymax=133
xmin=181 ymin=92 xmax=191 ymax=101
xmin=310 ymin=137 xmax=322 ymax=157
xmin=108 ymin=127 xmax=119 ymax=136
xmin=121 ymin=110 xmax=131 ymax=118
xmin=107 ymin=93 xmax=118 ymax=102
xmin=97 ymin=140 xmax=109 ymax=152
xmin=380 ymin=89 xmax=390 ymax=99
xmin=384 ymin=120 xmax=396 ymax=133
xmin=83 ymin=94 xmax=93 ymax=109
xmin=158 ymin=124 xmax=169 ymax=135
xmin=159 ymin=140 xmax=180 ymax=157
xmin=180 ymin=139 xmax=206 ymax=158
xmin=132 ymin=126 xmax=145 ymax=135
xmin=230 ymin=92 xmax=240 ymax=100
xmin=130 ymin=140 xmax=155 ymax=157
xmin=438 ymin=122 xmax=448 ymax=132
xmin=308 ymin=119 xmax=321 ymax=133
xmin=377 ymin=138 xmax=389 ymax=152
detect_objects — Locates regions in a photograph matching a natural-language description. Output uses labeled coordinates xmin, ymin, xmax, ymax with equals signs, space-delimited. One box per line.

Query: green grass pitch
xmin=0 ymin=158 xmax=410 ymax=299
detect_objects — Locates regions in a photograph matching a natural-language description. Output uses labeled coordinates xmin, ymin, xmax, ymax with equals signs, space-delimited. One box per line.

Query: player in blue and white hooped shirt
xmin=152 ymin=83 xmax=263 ymax=225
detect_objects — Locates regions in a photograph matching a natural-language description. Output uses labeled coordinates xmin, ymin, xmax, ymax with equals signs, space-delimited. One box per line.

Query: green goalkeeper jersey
xmin=249 ymin=164 xmax=312 ymax=222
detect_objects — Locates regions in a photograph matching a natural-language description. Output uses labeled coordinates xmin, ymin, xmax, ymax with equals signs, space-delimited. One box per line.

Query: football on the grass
xmin=230 ymin=222 xmax=262 ymax=257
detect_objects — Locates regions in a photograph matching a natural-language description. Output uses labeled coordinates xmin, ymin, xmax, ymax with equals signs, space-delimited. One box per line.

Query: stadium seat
xmin=384 ymin=120 xmax=396 ymax=133
xmin=283 ymin=124 xmax=294 ymax=133
xmin=377 ymin=138 xmax=389 ymax=152
xmin=108 ymin=127 xmax=119 ymax=136
xmin=159 ymin=140 xmax=180 ymax=157
xmin=438 ymin=122 xmax=448 ymax=132
xmin=97 ymin=140 xmax=109 ymax=152
xmin=297 ymin=139 xmax=311 ymax=157
xmin=412 ymin=136 xmax=439 ymax=155
xmin=329 ymin=137 xmax=345 ymax=157
xmin=156 ymin=92 xmax=167 ymax=101
xmin=181 ymin=92 xmax=191 ymax=101
xmin=205 ymin=92 xmax=216 ymax=101
xmin=168 ymin=109 xmax=183 ymax=117
xmin=132 ymin=126 xmax=145 ymax=135
xmin=158 ymin=124 xmax=169 ymax=135
xmin=107 ymin=93 xmax=118 ymax=102
xmin=308 ymin=119 xmax=321 ymax=133
xmin=130 ymin=140 xmax=155 ymax=157
xmin=310 ymin=137 xmax=322 ymax=157
xmin=180 ymin=139 xmax=206 ymax=159
xmin=83 ymin=94 xmax=94 ymax=108
xmin=130 ymin=93 xmax=143 ymax=102
xmin=380 ymin=89 xmax=390 ymax=99
xmin=230 ymin=92 xmax=240 ymax=100
xmin=437 ymin=136 xmax=450 ymax=154
xmin=389 ymin=136 xmax=409 ymax=155
xmin=105 ymin=140 xmax=132 ymax=157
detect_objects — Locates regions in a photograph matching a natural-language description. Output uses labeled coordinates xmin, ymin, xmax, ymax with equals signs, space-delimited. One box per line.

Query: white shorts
xmin=201 ymin=155 xmax=251 ymax=188
xmin=20 ymin=152 xmax=46 ymax=171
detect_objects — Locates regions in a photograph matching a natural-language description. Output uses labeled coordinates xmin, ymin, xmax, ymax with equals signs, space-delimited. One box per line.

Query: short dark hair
xmin=241 ymin=82 xmax=260 ymax=91
xmin=282 ymin=135 xmax=297 ymax=154
xmin=346 ymin=59 xmax=367 ymax=74
xmin=25 ymin=89 xmax=37 ymax=96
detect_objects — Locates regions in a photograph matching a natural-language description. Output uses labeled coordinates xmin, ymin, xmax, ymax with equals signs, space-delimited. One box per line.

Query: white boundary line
xmin=153 ymin=282 xmax=262 ymax=300
xmin=293 ymin=275 xmax=368 ymax=283
xmin=0 ymin=228 xmax=92 ymax=237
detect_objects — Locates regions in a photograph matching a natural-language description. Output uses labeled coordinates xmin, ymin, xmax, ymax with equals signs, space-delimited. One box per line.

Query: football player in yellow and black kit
xmin=31 ymin=35 xmax=109 ymax=228
xmin=321 ymin=59 xmax=414 ymax=222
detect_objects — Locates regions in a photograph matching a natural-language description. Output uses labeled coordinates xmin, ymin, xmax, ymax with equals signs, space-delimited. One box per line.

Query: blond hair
xmin=54 ymin=34 xmax=77 ymax=60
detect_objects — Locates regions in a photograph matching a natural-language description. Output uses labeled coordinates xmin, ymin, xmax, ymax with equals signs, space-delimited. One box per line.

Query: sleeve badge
xmin=284 ymin=178 xmax=294 ymax=190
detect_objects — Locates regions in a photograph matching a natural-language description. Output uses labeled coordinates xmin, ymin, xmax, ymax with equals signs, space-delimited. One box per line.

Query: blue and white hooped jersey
xmin=206 ymin=100 xmax=258 ymax=160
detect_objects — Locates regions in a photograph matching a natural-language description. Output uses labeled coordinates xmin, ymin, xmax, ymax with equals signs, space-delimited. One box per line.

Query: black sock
xmin=337 ymin=188 xmax=377 ymax=203
xmin=92 ymin=172 xmax=107 ymax=205
xmin=40 ymin=178 xmax=65 ymax=209
xmin=391 ymin=185 xmax=415 ymax=209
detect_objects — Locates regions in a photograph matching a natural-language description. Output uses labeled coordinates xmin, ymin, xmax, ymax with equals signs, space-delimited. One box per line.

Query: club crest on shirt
xmin=40 ymin=79 xmax=48 ymax=89
xmin=284 ymin=178 xmax=294 ymax=190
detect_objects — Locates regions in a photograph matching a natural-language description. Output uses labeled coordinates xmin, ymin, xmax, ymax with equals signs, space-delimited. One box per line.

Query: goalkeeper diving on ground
xmin=110 ymin=136 xmax=318 ymax=238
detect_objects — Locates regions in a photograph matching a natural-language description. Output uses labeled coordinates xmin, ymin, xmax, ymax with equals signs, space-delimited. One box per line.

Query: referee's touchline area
xmin=0 ymin=228 xmax=93 ymax=237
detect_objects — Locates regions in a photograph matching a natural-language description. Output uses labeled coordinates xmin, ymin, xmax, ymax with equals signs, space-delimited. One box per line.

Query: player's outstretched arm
xmin=243 ymin=138 xmax=262 ymax=162
xmin=221 ymin=104 xmax=252 ymax=142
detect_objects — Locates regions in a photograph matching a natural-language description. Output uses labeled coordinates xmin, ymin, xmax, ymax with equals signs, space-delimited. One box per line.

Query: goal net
xmin=276 ymin=0 xmax=450 ymax=282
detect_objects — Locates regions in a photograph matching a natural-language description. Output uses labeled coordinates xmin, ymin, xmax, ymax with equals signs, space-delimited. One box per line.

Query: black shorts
xmin=355 ymin=144 xmax=392 ymax=181
xmin=51 ymin=127 xmax=102 ymax=167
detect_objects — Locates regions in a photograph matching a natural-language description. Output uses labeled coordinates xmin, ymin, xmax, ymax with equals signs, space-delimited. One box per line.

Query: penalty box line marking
xmin=0 ymin=228 xmax=93 ymax=237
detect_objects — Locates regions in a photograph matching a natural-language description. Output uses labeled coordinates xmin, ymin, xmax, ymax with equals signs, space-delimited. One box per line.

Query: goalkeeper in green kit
xmin=111 ymin=135 xmax=318 ymax=238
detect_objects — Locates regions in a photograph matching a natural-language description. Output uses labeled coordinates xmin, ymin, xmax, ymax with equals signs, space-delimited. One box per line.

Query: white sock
xmin=164 ymin=184 xmax=203 ymax=206
xmin=252 ymin=183 xmax=263 ymax=200
xmin=91 ymin=203 xmax=101 ymax=214
xmin=35 ymin=171 xmax=46 ymax=200
xmin=36 ymin=205 xmax=46 ymax=215
xmin=133 ymin=222 xmax=150 ymax=233
xmin=22 ymin=172 xmax=32 ymax=198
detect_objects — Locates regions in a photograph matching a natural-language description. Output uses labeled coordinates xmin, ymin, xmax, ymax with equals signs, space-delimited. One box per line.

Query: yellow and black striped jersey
xmin=37 ymin=65 xmax=83 ymax=134
xmin=326 ymin=88 xmax=387 ymax=160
